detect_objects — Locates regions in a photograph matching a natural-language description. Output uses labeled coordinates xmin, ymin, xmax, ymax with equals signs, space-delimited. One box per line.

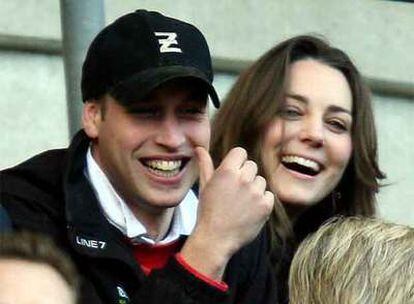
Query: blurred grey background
xmin=0 ymin=0 xmax=413 ymax=225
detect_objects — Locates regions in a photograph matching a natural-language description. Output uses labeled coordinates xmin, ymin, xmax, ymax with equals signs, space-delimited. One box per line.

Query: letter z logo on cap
xmin=154 ymin=32 xmax=182 ymax=53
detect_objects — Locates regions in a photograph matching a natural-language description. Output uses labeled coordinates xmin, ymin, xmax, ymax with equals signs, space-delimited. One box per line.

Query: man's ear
xmin=82 ymin=100 xmax=103 ymax=139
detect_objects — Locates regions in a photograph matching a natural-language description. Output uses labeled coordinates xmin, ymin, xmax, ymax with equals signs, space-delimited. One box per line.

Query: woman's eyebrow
xmin=286 ymin=93 xmax=352 ymax=116
xmin=327 ymin=105 xmax=352 ymax=116
xmin=285 ymin=93 xmax=309 ymax=104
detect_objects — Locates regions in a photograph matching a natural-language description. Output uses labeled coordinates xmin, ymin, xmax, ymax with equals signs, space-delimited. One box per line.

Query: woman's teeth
xmin=282 ymin=155 xmax=321 ymax=174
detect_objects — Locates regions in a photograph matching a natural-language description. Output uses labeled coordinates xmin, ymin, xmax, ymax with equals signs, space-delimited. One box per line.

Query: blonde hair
xmin=289 ymin=216 xmax=414 ymax=304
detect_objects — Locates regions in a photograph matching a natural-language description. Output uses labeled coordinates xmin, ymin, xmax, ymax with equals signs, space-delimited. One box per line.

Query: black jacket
xmin=0 ymin=204 xmax=11 ymax=231
xmin=0 ymin=131 xmax=279 ymax=304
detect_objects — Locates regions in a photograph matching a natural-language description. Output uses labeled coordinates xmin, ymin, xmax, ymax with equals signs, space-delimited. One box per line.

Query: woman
xmin=211 ymin=35 xmax=385 ymax=295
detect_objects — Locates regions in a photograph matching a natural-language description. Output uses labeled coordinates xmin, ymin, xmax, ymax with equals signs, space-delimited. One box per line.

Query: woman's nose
xmin=299 ymin=117 xmax=325 ymax=148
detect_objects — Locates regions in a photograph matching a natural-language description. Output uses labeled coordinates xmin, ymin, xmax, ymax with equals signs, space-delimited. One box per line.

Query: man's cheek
xmin=188 ymin=127 xmax=210 ymax=148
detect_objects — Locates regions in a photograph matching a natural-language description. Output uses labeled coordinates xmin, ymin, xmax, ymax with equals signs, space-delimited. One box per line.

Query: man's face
xmin=0 ymin=259 xmax=75 ymax=304
xmin=83 ymin=80 xmax=210 ymax=217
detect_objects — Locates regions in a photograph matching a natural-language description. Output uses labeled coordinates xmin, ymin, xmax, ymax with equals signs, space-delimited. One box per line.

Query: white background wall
xmin=0 ymin=0 xmax=413 ymax=225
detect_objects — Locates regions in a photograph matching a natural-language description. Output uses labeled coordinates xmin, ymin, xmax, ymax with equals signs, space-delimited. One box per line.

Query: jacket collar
xmin=84 ymin=146 xmax=198 ymax=244
xmin=63 ymin=130 xmax=137 ymax=266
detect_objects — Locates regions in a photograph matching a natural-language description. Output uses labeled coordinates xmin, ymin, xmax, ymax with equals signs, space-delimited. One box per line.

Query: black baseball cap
xmin=81 ymin=9 xmax=220 ymax=107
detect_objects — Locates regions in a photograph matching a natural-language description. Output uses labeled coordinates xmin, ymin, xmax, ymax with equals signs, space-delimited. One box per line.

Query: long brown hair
xmin=211 ymin=35 xmax=385 ymax=243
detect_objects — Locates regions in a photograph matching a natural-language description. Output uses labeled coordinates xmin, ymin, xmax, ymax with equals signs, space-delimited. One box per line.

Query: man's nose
xmin=154 ymin=116 xmax=186 ymax=149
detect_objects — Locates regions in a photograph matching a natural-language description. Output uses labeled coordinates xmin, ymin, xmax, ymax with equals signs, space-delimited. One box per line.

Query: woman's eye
xmin=327 ymin=120 xmax=348 ymax=132
xmin=279 ymin=107 xmax=302 ymax=119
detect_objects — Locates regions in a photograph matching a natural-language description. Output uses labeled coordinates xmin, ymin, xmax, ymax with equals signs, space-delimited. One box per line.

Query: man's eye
xmin=130 ymin=108 xmax=160 ymax=117
xmin=180 ymin=107 xmax=205 ymax=115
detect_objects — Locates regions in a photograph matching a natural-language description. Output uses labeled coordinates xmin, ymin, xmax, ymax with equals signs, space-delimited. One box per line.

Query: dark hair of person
xmin=211 ymin=35 xmax=385 ymax=245
xmin=0 ymin=231 xmax=79 ymax=300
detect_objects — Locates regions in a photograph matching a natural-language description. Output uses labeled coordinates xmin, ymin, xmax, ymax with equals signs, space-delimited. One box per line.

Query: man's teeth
xmin=282 ymin=156 xmax=320 ymax=172
xmin=146 ymin=160 xmax=182 ymax=172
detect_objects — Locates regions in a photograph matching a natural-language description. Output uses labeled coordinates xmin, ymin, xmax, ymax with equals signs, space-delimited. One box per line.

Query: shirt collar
xmin=85 ymin=147 xmax=198 ymax=245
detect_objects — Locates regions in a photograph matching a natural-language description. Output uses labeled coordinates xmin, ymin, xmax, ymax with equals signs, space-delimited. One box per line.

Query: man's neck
xmin=128 ymin=203 xmax=175 ymax=242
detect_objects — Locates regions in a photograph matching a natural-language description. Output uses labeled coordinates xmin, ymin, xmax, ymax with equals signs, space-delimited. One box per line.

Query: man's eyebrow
xmin=180 ymin=93 xmax=208 ymax=106
xmin=285 ymin=93 xmax=352 ymax=115
xmin=125 ymin=102 xmax=157 ymax=113
xmin=186 ymin=89 xmax=208 ymax=100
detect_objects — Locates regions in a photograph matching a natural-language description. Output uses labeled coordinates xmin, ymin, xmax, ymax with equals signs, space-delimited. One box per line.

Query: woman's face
xmin=261 ymin=59 xmax=353 ymax=215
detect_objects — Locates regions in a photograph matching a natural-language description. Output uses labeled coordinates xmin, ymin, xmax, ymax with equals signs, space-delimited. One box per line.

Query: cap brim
xmin=111 ymin=66 xmax=220 ymax=108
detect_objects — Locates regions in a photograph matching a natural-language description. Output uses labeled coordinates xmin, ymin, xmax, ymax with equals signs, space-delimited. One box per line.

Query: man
xmin=0 ymin=10 xmax=277 ymax=303
xmin=0 ymin=232 xmax=78 ymax=304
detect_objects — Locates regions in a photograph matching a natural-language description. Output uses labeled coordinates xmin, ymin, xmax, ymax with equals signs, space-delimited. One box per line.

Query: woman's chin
xmin=280 ymin=196 xmax=321 ymax=221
